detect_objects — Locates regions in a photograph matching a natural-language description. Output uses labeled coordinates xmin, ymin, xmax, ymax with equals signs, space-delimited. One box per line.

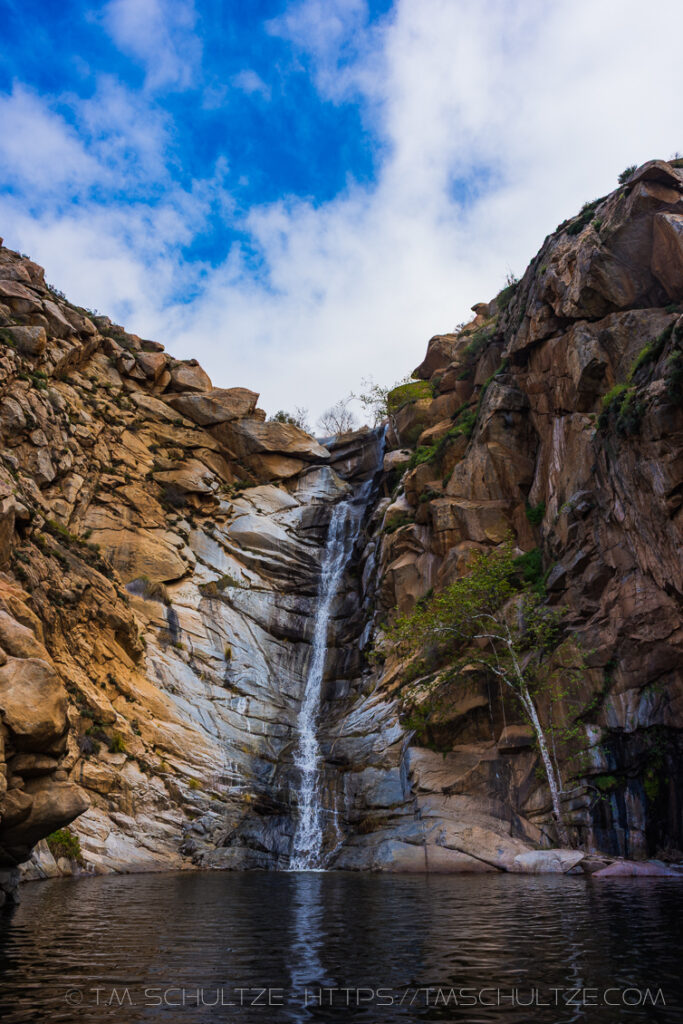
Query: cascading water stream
xmin=289 ymin=499 xmax=355 ymax=870
xmin=290 ymin=431 xmax=385 ymax=870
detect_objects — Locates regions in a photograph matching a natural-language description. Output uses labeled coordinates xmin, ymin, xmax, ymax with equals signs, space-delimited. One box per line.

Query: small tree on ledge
xmin=383 ymin=541 xmax=578 ymax=848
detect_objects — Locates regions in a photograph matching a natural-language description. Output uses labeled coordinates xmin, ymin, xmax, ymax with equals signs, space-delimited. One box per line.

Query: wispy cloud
xmin=231 ymin=70 xmax=271 ymax=101
xmin=1 ymin=0 xmax=682 ymax=423
xmin=101 ymin=0 xmax=201 ymax=90
xmin=0 ymin=86 xmax=101 ymax=196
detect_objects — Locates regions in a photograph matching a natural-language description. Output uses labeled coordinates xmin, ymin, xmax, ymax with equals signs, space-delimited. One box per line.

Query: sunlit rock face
xmin=2 ymin=157 xmax=683 ymax=895
xmin=368 ymin=158 xmax=683 ymax=862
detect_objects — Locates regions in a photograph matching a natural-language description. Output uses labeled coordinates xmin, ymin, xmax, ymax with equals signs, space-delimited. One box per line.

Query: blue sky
xmin=1 ymin=0 xmax=682 ymax=422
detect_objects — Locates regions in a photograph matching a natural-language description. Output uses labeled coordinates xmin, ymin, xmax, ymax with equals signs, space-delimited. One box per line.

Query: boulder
xmin=383 ymin=449 xmax=412 ymax=473
xmin=212 ymin=419 xmax=329 ymax=462
xmin=393 ymin=398 xmax=434 ymax=448
xmin=0 ymin=280 xmax=37 ymax=311
xmin=592 ymin=860 xmax=683 ymax=878
xmin=416 ymin=418 xmax=454 ymax=447
xmin=1 ymin=781 xmax=89 ymax=863
xmin=0 ymin=264 xmax=31 ymax=283
xmin=166 ymin=387 xmax=259 ymax=426
xmin=2 ymin=788 xmax=33 ymax=827
xmin=413 ymin=334 xmax=459 ymax=380
xmin=87 ymin=527 xmax=188 ymax=584
xmin=628 ymin=159 xmax=683 ymax=189
xmin=3 ymin=325 xmax=47 ymax=356
xmin=0 ymin=397 xmax=27 ymax=433
xmin=42 ymin=299 xmax=74 ymax=338
xmin=169 ymin=361 xmax=212 ymax=392
xmin=137 ymin=351 xmax=167 ymax=381
xmin=513 ymin=849 xmax=585 ymax=874
xmin=7 ymin=753 xmax=59 ymax=778
xmin=0 ymin=657 xmax=67 ymax=751
xmin=153 ymin=459 xmax=216 ymax=495
xmin=0 ymin=610 xmax=49 ymax=661
xmin=244 ymin=454 xmax=307 ymax=480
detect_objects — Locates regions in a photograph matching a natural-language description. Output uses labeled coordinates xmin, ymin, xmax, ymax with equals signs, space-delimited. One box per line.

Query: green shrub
xmin=513 ymin=547 xmax=545 ymax=593
xmin=525 ymin=501 xmax=546 ymax=526
xmin=565 ymin=198 xmax=603 ymax=236
xmin=407 ymin=444 xmax=438 ymax=470
xmin=643 ymin=769 xmax=660 ymax=801
xmin=386 ymin=380 xmax=432 ymax=414
xmin=383 ymin=512 xmax=415 ymax=534
xmin=618 ymin=164 xmax=637 ymax=184
xmin=629 ymin=324 xmax=674 ymax=381
xmin=462 ymin=326 xmax=494 ymax=360
xmin=406 ymin=407 xmax=477 ymax=473
xmin=495 ymin=279 xmax=518 ymax=313
xmin=47 ymin=828 xmax=83 ymax=864
xmin=108 ymin=733 xmax=127 ymax=754
xmin=615 ymin=389 xmax=644 ymax=436
xmin=597 ymin=384 xmax=628 ymax=429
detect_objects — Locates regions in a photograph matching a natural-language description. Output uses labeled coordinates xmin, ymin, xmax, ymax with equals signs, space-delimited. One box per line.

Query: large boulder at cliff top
xmin=166 ymin=387 xmax=259 ymax=425
xmin=168 ymin=360 xmax=212 ymax=392
xmin=413 ymin=334 xmax=459 ymax=379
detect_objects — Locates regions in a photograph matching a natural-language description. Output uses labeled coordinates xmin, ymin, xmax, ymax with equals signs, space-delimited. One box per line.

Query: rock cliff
xmin=365 ymin=158 xmax=683 ymax=867
xmin=0 ymin=157 xmax=681 ymax=898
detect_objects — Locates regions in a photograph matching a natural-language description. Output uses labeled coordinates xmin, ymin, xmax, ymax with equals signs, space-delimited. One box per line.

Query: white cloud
xmin=267 ymin=0 xmax=367 ymax=60
xmin=102 ymin=0 xmax=201 ymax=90
xmin=231 ymin=70 xmax=271 ymax=101
xmin=0 ymin=86 xmax=101 ymax=195
xmin=2 ymin=0 xmax=683 ymax=425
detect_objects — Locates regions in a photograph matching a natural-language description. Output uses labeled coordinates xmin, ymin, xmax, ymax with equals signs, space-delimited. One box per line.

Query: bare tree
xmin=317 ymin=397 xmax=357 ymax=438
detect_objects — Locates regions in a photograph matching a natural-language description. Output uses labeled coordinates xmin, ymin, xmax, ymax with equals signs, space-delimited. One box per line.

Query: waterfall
xmin=290 ymin=500 xmax=355 ymax=870
xmin=290 ymin=431 xmax=385 ymax=870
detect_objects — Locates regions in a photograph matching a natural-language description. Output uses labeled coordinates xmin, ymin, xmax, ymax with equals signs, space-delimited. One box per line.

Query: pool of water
xmin=1 ymin=871 xmax=682 ymax=1022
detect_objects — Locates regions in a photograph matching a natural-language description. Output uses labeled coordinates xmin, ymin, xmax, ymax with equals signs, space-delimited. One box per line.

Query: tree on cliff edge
xmin=384 ymin=542 xmax=575 ymax=848
xmin=317 ymin=397 xmax=357 ymax=437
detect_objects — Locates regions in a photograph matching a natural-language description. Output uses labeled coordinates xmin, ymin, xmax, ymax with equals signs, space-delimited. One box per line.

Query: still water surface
xmin=0 ymin=872 xmax=682 ymax=1023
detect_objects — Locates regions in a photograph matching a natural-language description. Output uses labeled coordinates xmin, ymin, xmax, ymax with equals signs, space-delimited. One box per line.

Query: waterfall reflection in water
xmin=1 ymin=872 xmax=682 ymax=1023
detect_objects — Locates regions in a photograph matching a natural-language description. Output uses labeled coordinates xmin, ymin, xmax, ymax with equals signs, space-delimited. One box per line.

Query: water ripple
xmin=0 ymin=872 xmax=682 ymax=1023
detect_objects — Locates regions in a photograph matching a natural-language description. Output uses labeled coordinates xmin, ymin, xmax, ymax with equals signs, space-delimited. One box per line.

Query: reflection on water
xmin=0 ymin=871 xmax=682 ymax=1023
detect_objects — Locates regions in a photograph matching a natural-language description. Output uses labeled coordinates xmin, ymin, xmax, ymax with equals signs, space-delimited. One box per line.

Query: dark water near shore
xmin=1 ymin=872 xmax=682 ymax=1023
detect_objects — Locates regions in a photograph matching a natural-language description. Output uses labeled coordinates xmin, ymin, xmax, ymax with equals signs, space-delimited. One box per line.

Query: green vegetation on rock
xmin=46 ymin=828 xmax=83 ymax=864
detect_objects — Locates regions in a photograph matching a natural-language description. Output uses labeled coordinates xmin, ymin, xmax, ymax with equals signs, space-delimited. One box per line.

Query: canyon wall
xmin=0 ymin=157 xmax=682 ymax=899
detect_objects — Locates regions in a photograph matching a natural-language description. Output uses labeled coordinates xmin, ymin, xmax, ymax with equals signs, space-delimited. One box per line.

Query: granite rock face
xmin=369 ymin=158 xmax=683 ymax=862
xmin=1 ymin=158 xmax=683 ymax=894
